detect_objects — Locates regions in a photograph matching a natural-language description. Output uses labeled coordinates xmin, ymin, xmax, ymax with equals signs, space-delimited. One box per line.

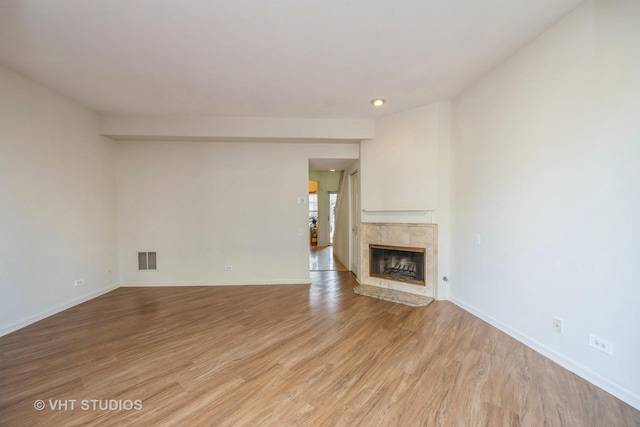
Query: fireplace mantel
xmin=362 ymin=209 xmax=434 ymax=213
xmin=361 ymin=209 xmax=435 ymax=224
xmin=360 ymin=222 xmax=437 ymax=299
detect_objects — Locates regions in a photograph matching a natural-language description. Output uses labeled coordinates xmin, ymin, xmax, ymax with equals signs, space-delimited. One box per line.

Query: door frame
xmin=349 ymin=170 xmax=360 ymax=277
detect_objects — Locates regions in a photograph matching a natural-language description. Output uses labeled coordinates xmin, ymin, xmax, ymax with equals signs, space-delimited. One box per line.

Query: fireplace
xmin=361 ymin=223 xmax=437 ymax=299
xmin=369 ymin=244 xmax=426 ymax=286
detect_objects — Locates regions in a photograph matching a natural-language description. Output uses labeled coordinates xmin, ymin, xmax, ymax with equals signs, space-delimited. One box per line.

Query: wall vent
xmin=138 ymin=252 xmax=157 ymax=271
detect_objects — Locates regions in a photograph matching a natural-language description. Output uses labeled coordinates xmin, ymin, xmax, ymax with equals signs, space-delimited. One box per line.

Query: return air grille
xmin=138 ymin=252 xmax=157 ymax=270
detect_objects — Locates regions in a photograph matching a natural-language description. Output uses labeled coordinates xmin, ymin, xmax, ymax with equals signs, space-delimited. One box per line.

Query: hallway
xmin=309 ymin=246 xmax=347 ymax=271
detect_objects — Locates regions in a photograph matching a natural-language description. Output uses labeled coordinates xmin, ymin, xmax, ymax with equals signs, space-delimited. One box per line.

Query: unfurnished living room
xmin=1 ymin=0 xmax=639 ymax=425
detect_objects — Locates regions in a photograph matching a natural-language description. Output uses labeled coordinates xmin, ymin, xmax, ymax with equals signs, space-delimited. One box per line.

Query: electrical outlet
xmin=74 ymin=279 xmax=84 ymax=287
xmin=589 ymin=334 xmax=613 ymax=355
xmin=225 ymin=265 xmax=233 ymax=271
xmin=552 ymin=317 xmax=563 ymax=334
xmin=298 ymin=228 xmax=304 ymax=237
xmin=474 ymin=233 xmax=482 ymax=245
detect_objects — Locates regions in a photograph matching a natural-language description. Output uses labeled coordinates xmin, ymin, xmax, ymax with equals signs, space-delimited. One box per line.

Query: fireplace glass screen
xmin=369 ymin=244 xmax=426 ymax=286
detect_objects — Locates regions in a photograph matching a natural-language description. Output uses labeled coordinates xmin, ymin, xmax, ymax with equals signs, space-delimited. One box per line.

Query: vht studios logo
xmin=34 ymin=399 xmax=143 ymax=411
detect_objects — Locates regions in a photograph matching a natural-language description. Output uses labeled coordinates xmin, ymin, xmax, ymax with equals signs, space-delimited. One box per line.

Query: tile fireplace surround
xmin=360 ymin=223 xmax=438 ymax=299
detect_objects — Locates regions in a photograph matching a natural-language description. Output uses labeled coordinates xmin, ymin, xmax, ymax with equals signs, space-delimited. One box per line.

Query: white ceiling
xmin=0 ymin=0 xmax=581 ymax=119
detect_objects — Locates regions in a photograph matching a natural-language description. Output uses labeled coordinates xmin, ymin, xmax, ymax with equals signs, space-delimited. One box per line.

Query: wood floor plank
xmin=1 ymin=271 xmax=638 ymax=426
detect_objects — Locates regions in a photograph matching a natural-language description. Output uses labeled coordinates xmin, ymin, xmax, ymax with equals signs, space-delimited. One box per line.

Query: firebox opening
xmin=369 ymin=244 xmax=426 ymax=286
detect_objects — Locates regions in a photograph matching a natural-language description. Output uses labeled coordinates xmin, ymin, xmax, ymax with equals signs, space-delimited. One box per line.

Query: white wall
xmin=117 ymin=140 xmax=358 ymax=286
xmin=361 ymin=102 xmax=452 ymax=298
xmin=452 ymin=0 xmax=640 ymax=408
xmin=0 ymin=65 xmax=119 ymax=336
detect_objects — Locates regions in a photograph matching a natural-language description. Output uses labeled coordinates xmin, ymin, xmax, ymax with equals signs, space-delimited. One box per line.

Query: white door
xmin=349 ymin=171 xmax=359 ymax=275
xmin=329 ymin=192 xmax=338 ymax=245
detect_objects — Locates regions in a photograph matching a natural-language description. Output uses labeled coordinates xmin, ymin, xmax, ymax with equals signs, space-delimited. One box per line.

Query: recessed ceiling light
xmin=329 ymin=169 xmax=336 ymax=172
xmin=370 ymin=98 xmax=386 ymax=107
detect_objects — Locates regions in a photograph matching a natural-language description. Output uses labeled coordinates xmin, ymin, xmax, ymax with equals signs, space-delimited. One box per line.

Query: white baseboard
xmin=120 ymin=278 xmax=311 ymax=287
xmin=449 ymin=297 xmax=640 ymax=411
xmin=0 ymin=284 xmax=120 ymax=338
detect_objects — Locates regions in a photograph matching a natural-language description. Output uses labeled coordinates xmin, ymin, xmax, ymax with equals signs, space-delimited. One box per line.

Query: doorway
xmin=307 ymin=159 xmax=358 ymax=273
xmin=308 ymin=185 xmax=346 ymax=271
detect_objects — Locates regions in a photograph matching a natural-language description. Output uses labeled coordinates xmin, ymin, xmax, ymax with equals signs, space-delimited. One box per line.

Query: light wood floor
xmin=309 ymin=245 xmax=347 ymax=271
xmin=1 ymin=272 xmax=638 ymax=426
